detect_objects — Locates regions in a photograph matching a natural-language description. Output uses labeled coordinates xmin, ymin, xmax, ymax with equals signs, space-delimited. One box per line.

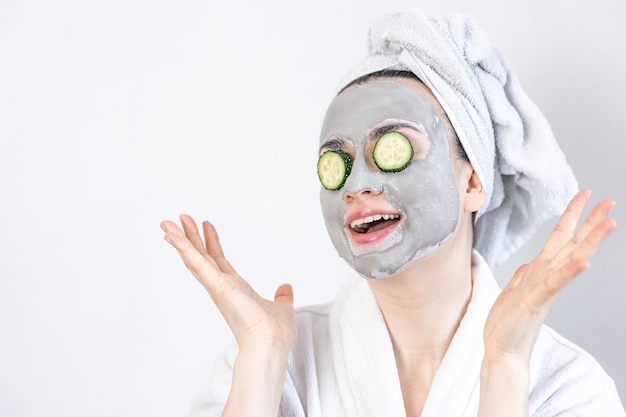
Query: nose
xmin=343 ymin=188 xmax=382 ymax=203
xmin=341 ymin=157 xmax=384 ymax=202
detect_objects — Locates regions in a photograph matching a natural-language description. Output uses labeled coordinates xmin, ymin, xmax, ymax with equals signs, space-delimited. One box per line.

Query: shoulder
xmin=290 ymin=274 xmax=363 ymax=349
xmin=289 ymin=301 xmax=334 ymax=365
xmin=295 ymin=302 xmax=333 ymax=332
xmin=528 ymin=325 xmax=625 ymax=416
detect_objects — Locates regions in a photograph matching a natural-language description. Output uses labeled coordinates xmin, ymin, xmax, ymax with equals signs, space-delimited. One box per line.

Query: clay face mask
xmin=319 ymin=80 xmax=459 ymax=279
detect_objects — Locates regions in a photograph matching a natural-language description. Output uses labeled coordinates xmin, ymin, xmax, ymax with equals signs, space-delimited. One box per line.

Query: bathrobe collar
xmin=329 ymin=251 xmax=500 ymax=417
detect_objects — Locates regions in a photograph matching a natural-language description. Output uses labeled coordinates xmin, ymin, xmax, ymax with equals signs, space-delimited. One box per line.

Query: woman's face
xmin=319 ymin=78 xmax=460 ymax=279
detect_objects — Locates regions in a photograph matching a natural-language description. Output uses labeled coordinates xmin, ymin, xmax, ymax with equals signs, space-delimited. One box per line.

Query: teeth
xmin=351 ymin=214 xmax=399 ymax=228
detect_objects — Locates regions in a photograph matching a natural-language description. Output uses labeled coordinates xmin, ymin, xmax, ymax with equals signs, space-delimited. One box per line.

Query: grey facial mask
xmin=319 ymin=80 xmax=459 ymax=279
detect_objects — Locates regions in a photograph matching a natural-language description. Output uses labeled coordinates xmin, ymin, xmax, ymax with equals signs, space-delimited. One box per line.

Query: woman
xmin=160 ymin=10 xmax=624 ymax=417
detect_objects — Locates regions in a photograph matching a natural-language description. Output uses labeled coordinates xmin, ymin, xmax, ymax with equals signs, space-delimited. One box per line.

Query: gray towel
xmin=339 ymin=9 xmax=578 ymax=267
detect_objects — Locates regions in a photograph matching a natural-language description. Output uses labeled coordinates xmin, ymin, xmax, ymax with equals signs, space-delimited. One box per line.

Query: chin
xmin=347 ymin=233 xmax=453 ymax=280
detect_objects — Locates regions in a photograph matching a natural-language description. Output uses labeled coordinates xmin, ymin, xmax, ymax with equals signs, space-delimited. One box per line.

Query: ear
xmin=463 ymin=169 xmax=485 ymax=213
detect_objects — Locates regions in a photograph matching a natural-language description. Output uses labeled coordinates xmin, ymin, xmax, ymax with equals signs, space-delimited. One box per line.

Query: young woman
xmin=160 ymin=10 xmax=625 ymax=417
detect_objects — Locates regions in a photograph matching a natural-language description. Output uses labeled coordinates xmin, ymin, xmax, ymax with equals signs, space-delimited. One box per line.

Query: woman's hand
xmin=160 ymin=215 xmax=297 ymax=356
xmin=161 ymin=215 xmax=296 ymax=417
xmin=483 ymin=189 xmax=616 ymax=361
xmin=478 ymin=190 xmax=616 ymax=416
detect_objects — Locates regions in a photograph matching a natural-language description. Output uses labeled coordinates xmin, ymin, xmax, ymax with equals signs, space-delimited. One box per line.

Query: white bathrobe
xmin=191 ymin=253 xmax=625 ymax=416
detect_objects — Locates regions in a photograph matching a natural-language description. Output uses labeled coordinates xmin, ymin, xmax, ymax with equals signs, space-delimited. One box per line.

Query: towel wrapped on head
xmin=339 ymin=9 xmax=578 ymax=267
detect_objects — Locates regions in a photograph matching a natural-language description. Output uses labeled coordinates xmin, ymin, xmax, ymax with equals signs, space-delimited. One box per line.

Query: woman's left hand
xmin=483 ymin=189 xmax=617 ymax=362
xmin=478 ymin=190 xmax=617 ymax=416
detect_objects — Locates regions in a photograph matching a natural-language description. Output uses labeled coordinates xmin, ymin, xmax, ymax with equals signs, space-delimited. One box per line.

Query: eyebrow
xmin=319 ymin=137 xmax=349 ymax=153
xmin=368 ymin=121 xmax=426 ymax=140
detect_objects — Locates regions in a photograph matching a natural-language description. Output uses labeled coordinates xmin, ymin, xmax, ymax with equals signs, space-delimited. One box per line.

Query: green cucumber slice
xmin=317 ymin=150 xmax=352 ymax=190
xmin=373 ymin=132 xmax=413 ymax=172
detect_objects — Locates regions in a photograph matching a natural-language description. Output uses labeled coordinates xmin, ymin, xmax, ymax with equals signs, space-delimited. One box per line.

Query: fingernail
xmin=203 ymin=220 xmax=215 ymax=233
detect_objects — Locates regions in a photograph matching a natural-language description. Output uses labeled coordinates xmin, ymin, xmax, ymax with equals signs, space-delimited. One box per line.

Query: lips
xmin=345 ymin=209 xmax=402 ymax=245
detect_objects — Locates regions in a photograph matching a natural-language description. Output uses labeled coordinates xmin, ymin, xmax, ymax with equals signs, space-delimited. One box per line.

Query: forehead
xmin=320 ymin=78 xmax=442 ymax=144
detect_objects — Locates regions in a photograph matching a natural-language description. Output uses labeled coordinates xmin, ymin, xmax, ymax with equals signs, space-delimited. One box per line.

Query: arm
xmin=478 ymin=189 xmax=617 ymax=417
xmin=224 ymin=345 xmax=290 ymax=417
xmin=161 ymin=216 xmax=296 ymax=417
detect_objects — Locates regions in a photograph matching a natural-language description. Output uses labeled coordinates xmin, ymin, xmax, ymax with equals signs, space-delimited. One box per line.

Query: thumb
xmin=274 ymin=283 xmax=294 ymax=305
xmin=503 ymin=263 xmax=529 ymax=291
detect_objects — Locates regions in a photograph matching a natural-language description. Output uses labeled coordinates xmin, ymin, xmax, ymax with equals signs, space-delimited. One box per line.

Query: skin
xmin=160 ymin=76 xmax=617 ymax=417
xmin=319 ymin=80 xmax=459 ymax=279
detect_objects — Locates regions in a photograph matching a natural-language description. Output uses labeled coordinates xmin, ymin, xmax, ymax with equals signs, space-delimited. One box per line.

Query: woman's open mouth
xmin=346 ymin=211 xmax=402 ymax=245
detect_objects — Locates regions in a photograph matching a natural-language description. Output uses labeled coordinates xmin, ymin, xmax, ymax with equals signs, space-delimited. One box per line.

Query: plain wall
xmin=1 ymin=0 xmax=624 ymax=415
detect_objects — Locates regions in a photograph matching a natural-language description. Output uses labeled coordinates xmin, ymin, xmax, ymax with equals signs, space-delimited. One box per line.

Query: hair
xmin=340 ymin=70 xmax=469 ymax=162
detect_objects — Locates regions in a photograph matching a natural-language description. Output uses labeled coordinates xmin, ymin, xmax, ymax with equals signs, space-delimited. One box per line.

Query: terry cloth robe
xmin=190 ymin=252 xmax=626 ymax=417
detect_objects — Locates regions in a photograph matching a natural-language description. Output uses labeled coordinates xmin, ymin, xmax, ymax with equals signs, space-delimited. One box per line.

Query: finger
xmin=203 ymin=221 xmax=238 ymax=275
xmin=160 ymin=219 xmax=184 ymax=236
xmin=552 ymin=199 xmax=616 ymax=266
xmin=180 ymin=214 xmax=208 ymax=255
xmin=502 ymin=264 xmax=529 ymax=292
xmin=543 ymin=258 xmax=591 ymax=298
xmin=202 ymin=222 xmax=258 ymax=296
xmin=554 ymin=217 xmax=617 ymax=271
xmin=162 ymin=227 xmax=225 ymax=295
xmin=163 ymin=230 xmax=260 ymax=329
xmin=540 ymin=189 xmax=591 ymax=258
xmin=274 ymin=284 xmax=294 ymax=306
xmin=522 ymin=216 xmax=616 ymax=314
xmin=533 ymin=217 xmax=615 ymax=308
xmin=162 ymin=219 xmax=220 ymax=270
xmin=571 ymin=199 xmax=616 ymax=242
xmin=518 ymin=258 xmax=589 ymax=315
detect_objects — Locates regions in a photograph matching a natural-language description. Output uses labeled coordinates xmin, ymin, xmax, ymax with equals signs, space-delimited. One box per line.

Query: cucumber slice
xmin=373 ymin=132 xmax=413 ymax=172
xmin=317 ymin=150 xmax=352 ymax=190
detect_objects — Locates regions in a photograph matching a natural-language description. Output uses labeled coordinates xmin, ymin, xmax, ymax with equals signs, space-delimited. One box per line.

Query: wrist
xmin=235 ymin=343 xmax=291 ymax=374
xmin=224 ymin=347 xmax=291 ymax=417
xmin=237 ymin=337 xmax=293 ymax=361
xmin=481 ymin=355 xmax=529 ymax=382
xmin=478 ymin=356 xmax=530 ymax=417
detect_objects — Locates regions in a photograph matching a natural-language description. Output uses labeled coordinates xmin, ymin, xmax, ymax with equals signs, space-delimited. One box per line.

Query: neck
xmin=367 ymin=232 xmax=474 ymax=416
xmin=367 ymin=226 xmax=474 ymax=371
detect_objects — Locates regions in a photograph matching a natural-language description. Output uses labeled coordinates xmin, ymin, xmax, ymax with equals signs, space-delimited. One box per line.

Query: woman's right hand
xmin=160 ymin=215 xmax=297 ymax=356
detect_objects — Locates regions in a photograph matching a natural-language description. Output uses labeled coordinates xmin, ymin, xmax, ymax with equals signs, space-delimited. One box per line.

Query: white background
xmin=1 ymin=0 xmax=624 ymax=415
